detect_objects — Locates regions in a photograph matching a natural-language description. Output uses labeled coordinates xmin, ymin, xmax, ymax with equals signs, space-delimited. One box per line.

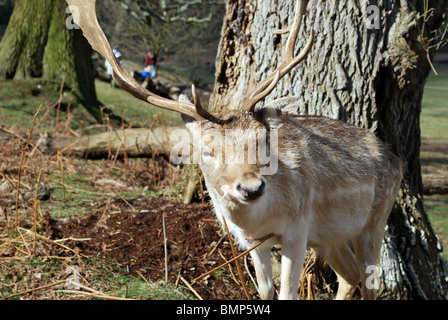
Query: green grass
xmin=421 ymin=63 xmax=448 ymax=261
xmin=426 ymin=63 xmax=448 ymax=87
xmin=0 ymin=79 xmax=96 ymax=132
xmin=160 ymin=62 xmax=215 ymax=88
xmin=424 ymin=195 xmax=448 ymax=260
xmin=41 ymin=171 xmax=99 ymax=219
xmin=421 ymin=86 xmax=448 ymax=145
xmin=94 ymin=79 xmax=182 ymax=127
xmin=0 ymin=78 xmax=183 ymax=133
xmin=107 ymin=278 xmax=194 ymax=300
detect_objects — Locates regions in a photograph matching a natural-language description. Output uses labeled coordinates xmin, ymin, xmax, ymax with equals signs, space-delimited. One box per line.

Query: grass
xmin=421 ymin=63 xmax=448 ymax=260
xmin=0 ymin=77 xmax=183 ymax=135
xmin=0 ymin=76 xmax=187 ymax=300
xmin=94 ymin=79 xmax=182 ymax=127
xmin=0 ymin=79 xmax=97 ymax=131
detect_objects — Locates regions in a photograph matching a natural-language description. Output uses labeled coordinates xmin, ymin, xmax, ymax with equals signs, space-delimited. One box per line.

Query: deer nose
xmin=236 ymin=178 xmax=266 ymax=201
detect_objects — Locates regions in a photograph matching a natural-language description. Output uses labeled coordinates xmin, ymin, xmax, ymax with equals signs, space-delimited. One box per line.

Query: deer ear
xmin=179 ymin=94 xmax=202 ymax=134
xmin=181 ymin=113 xmax=196 ymax=128
xmin=263 ymin=96 xmax=301 ymax=114
xmin=257 ymin=96 xmax=300 ymax=129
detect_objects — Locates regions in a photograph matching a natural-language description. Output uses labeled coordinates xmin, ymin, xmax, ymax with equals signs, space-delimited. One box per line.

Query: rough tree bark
xmin=211 ymin=0 xmax=448 ymax=299
xmin=0 ymin=0 xmax=103 ymax=121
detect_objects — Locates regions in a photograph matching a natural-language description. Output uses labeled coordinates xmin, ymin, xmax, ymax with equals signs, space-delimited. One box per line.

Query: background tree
xmin=0 ymin=0 xmax=104 ymax=121
xmin=211 ymin=0 xmax=448 ymax=299
xmin=117 ymin=0 xmax=226 ymax=56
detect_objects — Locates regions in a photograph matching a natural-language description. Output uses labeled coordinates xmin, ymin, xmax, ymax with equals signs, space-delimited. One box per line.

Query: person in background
xmin=105 ymin=45 xmax=123 ymax=87
xmin=143 ymin=47 xmax=157 ymax=81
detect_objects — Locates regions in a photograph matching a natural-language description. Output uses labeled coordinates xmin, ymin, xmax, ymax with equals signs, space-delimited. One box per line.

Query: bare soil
xmin=43 ymin=197 xmax=258 ymax=300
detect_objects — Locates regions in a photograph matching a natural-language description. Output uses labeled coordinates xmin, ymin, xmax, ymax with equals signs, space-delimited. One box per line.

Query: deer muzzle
xmin=235 ymin=172 xmax=267 ymax=201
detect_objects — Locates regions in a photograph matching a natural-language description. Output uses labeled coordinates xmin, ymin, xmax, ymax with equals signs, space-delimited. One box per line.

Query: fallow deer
xmin=67 ymin=0 xmax=403 ymax=300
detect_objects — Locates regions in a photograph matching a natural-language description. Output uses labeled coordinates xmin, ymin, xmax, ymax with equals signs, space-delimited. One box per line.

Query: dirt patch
xmin=45 ymin=197 xmax=259 ymax=300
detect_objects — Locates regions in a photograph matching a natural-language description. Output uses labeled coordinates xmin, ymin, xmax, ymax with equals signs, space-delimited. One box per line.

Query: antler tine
xmin=244 ymin=0 xmax=314 ymax=112
xmin=191 ymin=84 xmax=226 ymax=124
xmin=66 ymin=0 xmax=216 ymax=123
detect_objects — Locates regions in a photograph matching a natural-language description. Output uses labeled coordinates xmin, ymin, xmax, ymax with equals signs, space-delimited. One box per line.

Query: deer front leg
xmin=279 ymin=230 xmax=308 ymax=300
xmin=250 ymin=246 xmax=274 ymax=300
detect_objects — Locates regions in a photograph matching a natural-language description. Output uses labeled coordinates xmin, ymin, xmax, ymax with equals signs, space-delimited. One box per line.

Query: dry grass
xmin=0 ymin=91 xmax=187 ymax=300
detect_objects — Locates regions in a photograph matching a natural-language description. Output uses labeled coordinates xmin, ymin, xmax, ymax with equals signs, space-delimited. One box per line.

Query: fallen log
xmin=423 ymin=175 xmax=448 ymax=195
xmin=37 ymin=126 xmax=185 ymax=159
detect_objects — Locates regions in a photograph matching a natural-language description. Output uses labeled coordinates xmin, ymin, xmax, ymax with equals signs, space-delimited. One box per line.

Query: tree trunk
xmin=211 ymin=0 xmax=448 ymax=299
xmin=0 ymin=0 xmax=103 ymax=121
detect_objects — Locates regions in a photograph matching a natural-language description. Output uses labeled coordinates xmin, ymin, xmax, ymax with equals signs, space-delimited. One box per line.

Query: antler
xmin=243 ymin=0 xmax=314 ymax=112
xmin=66 ymin=0 xmax=217 ymax=123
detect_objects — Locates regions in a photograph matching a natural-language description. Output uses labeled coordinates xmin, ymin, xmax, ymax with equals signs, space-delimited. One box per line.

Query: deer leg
xmin=250 ymin=246 xmax=274 ymax=300
xmin=353 ymin=199 xmax=392 ymax=300
xmin=353 ymin=227 xmax=384 ymax=300
xmin=318 ymin=243 xmax=361 ymax=300
xmin=278 ymin=230 xmax=308 ymax=300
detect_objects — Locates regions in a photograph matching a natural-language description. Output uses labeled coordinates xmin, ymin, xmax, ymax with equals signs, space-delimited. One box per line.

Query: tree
xmin=0 ymin=0 xmax=103 ymax=121
xmin=211 ymin=0 xmax=448 ymax=299
xmin=102 ymin=0 xmax=226 ymax=61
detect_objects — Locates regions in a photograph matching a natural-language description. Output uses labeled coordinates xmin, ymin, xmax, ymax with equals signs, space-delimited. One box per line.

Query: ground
xmin=0 ymin=130 xmax=261 ymax=300
xmin=44 ymin=197 xmax=258 ymax=300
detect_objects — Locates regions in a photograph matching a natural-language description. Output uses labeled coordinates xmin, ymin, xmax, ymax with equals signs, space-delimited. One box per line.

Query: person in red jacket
xmin=143 ymin=48 xmax=157 ymax=80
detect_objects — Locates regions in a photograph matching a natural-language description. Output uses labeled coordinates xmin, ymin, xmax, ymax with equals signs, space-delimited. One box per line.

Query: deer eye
xmin=201 ymin=148 xmax=215 ymax=159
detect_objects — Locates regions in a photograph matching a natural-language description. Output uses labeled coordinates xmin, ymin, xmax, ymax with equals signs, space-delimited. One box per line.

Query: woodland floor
xmin=44 ymin=197 xmax=256 ymax=300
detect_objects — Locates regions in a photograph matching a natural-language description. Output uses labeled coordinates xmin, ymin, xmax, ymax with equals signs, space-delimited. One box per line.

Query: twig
xmin=53 ymin=237 xmax=91 ymax=243
xmin=120 ymin=196 xmax=137 ymax=213
xmin=1 ymin=205 xmax=9 ymax=235
xmin=427 ymin=50 xmax=438 ymax=76
xmin=193 ymin=233 xmax=275 ymax=283
xmin=205 ymin=234 xmax=225 ymax=259
xmin=244 ymin=254 xmax=258 ymax=293
xmin=136 ymin=271 xmax=150 ymax=285
xmin=299 ymin=252 xmax=315 ymax=299
xmin=0 ymin=127 xmax=40 ymax=152
xmin=18 ymin=227 xmax=89 ymax=259
xmin=307 ymin=274 xmax=315 ymax=300
xmin=1 ymin=280 xmax=66 ymax=300
xmin=218 ymin=250 xmax=239 ymax=285
xmin=58 ymin=151 xmax=66 ymax=200
xmin=56 ymin=76 xmax=65 ymax=131
xmin=58 ymin=289 xmax=136 ymax=300
xmin=162 ymin=211 xmax=168 ymax=284
xmin=222 ymin=216 xmax=251 ymax=300
xmin=32 ymin=169 xmax=43 ymax=255
xmin=15 ymin=104 xmax=43 ymax=229
xmin=180 ymin=276 xmax=203 ymax=300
